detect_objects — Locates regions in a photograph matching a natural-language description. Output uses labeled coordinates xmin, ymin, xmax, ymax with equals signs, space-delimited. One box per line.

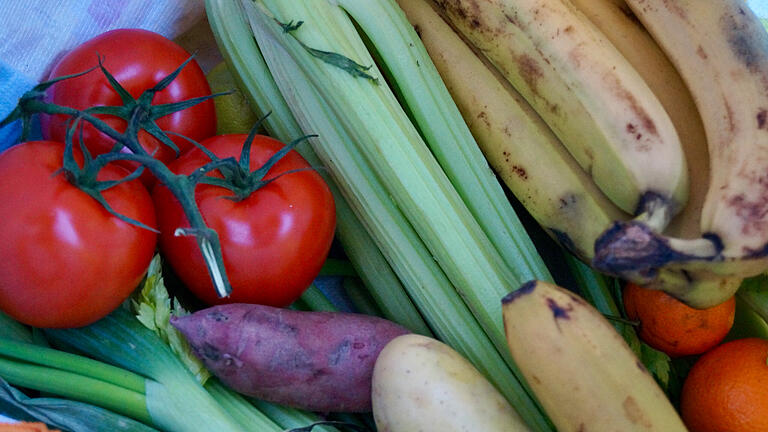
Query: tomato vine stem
xmin=0 ymin=58 xmax=237 ymax=298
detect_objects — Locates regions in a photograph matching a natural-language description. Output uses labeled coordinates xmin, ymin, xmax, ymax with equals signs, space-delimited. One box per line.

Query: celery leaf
xmin=131 ymin=255 xmax=211 ymax=385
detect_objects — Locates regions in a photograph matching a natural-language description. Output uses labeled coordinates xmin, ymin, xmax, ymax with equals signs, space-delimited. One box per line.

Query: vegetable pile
xmin=0 ymin=0 xmax=767 ymax=431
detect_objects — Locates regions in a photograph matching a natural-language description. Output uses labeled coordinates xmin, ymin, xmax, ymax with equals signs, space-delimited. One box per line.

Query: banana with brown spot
xmin=594 ymin=0 xmax=768 ymax=307
xmin=502 ymin=280 xmax=688 ymax=431
xmin=396 ymin=0 xmax=741 ymax=307
xmin=396 ymin=0 xmax=628 ymax=262
xmin=432 ymin=0 xmax=688 ymax=228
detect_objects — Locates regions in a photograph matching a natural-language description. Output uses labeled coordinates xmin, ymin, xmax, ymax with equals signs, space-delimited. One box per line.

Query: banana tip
xmin=501 ymin=280 xmax=537 ymax=305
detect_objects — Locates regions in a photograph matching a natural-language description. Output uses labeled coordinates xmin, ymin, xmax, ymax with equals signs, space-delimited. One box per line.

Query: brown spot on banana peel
xmin=434 ymin=0 xmax=484 ymax=31
xmin=476 ymin=110 xmax=490 ymax=128
xmin=516 ymin=53 xmax=544 ymax=96
xmin=722 ymin=7 xmax=768 ymax=74
xmin=623 ymin=396 xmax=653 ymax=428
xmin=728 ymin=191 xmax=768 ymax=239
xmin=758 ymin=109 xmax=767 ymax=130
xmin=546 ymin=297 xmax=574 ymax=321
xmin=618 ymin=3 xmax=643 ymax=27
xmin=602 ymin=72 xmax=658 ymax=145
xmin=511 ymin=165 xmax=528 ymax=180
xmin=696 ymin=45 xmax=708 ymax=60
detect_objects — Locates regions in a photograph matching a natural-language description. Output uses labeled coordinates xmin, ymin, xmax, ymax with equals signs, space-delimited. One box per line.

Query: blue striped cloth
xmin=0 ymin=60 xmax=39 ymax=151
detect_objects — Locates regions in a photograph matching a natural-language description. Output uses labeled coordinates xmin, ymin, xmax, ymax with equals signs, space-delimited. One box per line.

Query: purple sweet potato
xmin=170 ymin=303 xmax=410 ymax=413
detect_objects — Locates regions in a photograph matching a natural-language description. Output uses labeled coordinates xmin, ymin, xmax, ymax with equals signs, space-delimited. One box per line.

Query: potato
xmin=171 ymin=303 xmax=409 ymax=413
xmin=372 ymin=334 xmax=531 ymax=431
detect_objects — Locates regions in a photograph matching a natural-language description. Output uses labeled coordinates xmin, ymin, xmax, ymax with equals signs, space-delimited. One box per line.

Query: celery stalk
xmin=200 ymin=380 xmax=285 ymax=431
xmin=242 ymin=3 xmax=551 ymax=429
xmin=252 ymin=0 xmax=526 ymax=361
xmin=296 ymin=284 xmax=338 ymax=312
xmin=248 ymin=399 xmax=341 ymax=432
xmin=205 ymin=0 xmax=432 ymax=337
xmin=343 ymin=277 xmax=386 ymax=318
xmin=336 ymin=0 xmax=552 ymax=284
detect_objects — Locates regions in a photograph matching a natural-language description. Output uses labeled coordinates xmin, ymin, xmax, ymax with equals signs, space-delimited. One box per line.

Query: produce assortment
xmin=0 ymin=1 xmax=766 ymax=432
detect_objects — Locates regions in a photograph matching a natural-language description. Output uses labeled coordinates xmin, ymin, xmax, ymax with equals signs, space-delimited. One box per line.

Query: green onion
xmin=0 ymin=355 xmax=151 ymax=424
xmin=0 ymin=338 xmax=145 ymax=394
xmin=0 ymin=377 xmax=158 ymax=432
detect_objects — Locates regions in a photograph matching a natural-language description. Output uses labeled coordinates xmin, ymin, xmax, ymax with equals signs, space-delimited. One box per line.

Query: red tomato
xmin=152 ymin=134 xmax=336 ymax=307
xmin=40 ymin=29 xmax=216 ymax=183
xmin=0 ymin=141 xmax=157 ymax=328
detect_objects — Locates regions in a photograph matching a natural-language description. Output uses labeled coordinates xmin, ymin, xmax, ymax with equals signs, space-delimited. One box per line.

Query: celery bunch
xmin=206 ymin=0 xmax=555 ymax=429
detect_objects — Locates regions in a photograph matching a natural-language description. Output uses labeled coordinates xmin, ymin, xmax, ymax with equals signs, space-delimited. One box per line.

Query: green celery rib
xmin=254 ymin=0 xmax=522 ymax=360
xmin=0 ymin=338 xmax=146 ymax=394
xmin=249 ymin=5 xmax=552 ymax=428
xmin=297 ymin=284 xmax=338 ymax=312
xmin=0 ymin=356 xmax=151 ymax=425
xmin=203 ymin=380 xmax=286 ymax=431
xmin=205 ymin=0 xmax=432 ymax=337
xmin=343 ymin=277 xmax=387 ymax=317
xmin=318 ymin=258 xmax=358 ymax=277
xmin=249 ymin=398 xmax=341 ymax=432
xmin=337 ymin=0 xmax=552 ymax=285
xmin=244 ymin=4 xmax=550 ymax=429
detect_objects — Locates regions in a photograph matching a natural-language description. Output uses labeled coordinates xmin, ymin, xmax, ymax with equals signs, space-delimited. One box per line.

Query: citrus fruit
xmin=206 ymin=61 xmax=260 ymax=134
xmin=680 ymin=337 xmax=768 ymax=432
xmin=623 ymin=282 xmax=735 ymax=357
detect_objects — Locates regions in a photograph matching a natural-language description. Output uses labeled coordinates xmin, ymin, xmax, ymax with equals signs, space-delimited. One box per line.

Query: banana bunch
xmin=501 ymin=280 xmax=688 ymax=431
xmin=396 ymin=0 xmax=768 ymax=308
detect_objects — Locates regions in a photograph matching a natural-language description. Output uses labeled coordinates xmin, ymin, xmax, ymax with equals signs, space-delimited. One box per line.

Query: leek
xmin=0 ymin=378 xmax=157 ymax=432
xmin=205 ymin=0 xmax=432 ymax=337
xmin=43 ymin=309 xmax=264 ymax=432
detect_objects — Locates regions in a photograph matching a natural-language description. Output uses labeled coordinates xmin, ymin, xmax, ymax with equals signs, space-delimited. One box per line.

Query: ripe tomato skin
xmin=152 ymin=134 xmax=336 ymax=307
xmin=40 ymin=29 xmax=216 ymax=181
xmin=0 ymin=141 xmax=158 ymax=328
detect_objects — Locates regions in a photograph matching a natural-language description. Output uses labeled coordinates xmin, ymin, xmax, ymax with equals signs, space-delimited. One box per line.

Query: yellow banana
xmin=594 ymin=0 xmax=768 ymax=306
xmin=395 ymin=0 xmax=627 ymax=262
xmin=396 ymin=0 xmax=741 ymax=306
xmin=567 ymin=0 xmax=709 ymax=240
xmin=502 ymin=280 xmax=688 ymax=431
xmin=431 ymin=0 xmax=688 ymax=226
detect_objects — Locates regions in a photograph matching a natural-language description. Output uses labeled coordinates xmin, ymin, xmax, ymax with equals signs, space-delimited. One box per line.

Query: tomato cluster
xmin=0 ymin=29 xmax=336 ymax=328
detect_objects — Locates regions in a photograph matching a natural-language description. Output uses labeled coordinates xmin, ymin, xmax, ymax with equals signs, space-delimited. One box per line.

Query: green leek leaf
xmin=0 ymin=378 xmax=157 ymax=432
